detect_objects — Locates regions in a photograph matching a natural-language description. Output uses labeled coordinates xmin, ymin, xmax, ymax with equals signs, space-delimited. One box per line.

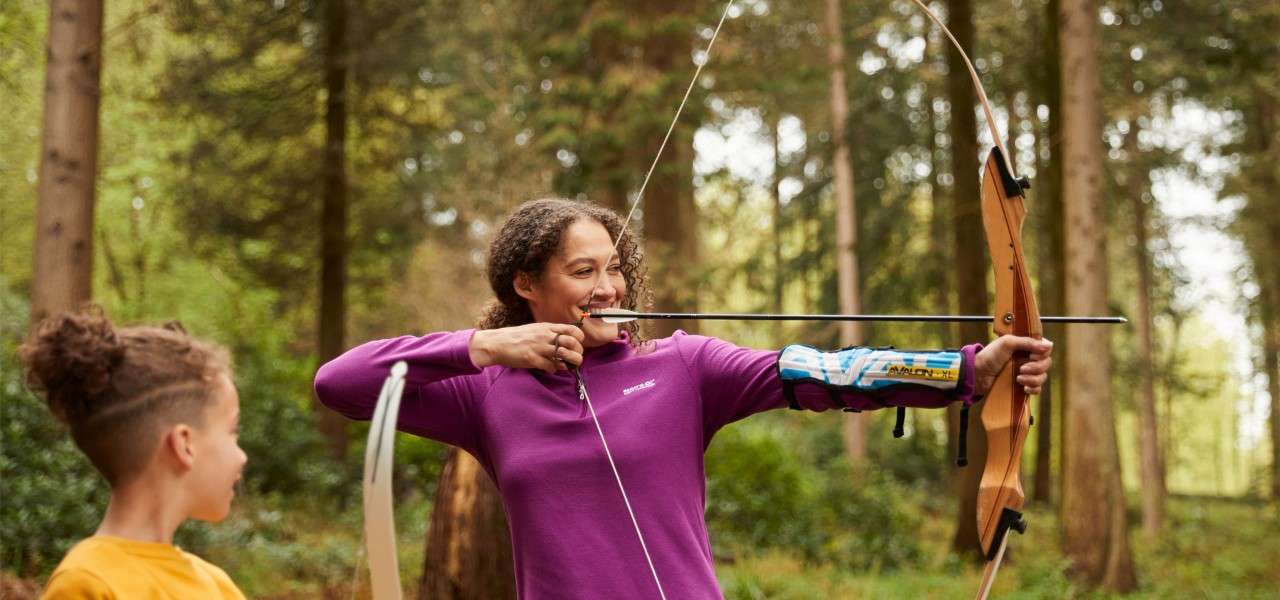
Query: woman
xmin=22 ymin=308 xmax=248 ymax=599
xmin=315 ymin=198 xmax=1051 ymax=599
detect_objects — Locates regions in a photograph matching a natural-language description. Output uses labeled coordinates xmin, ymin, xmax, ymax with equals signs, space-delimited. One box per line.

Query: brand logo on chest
xmin=622 ymin=379 xmax=657 ymax=395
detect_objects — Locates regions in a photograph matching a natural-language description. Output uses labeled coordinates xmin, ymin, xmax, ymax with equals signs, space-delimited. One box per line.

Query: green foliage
xmin=705 ymin=420 xmax=823 ymax=557
xmin=1135 ymin=497 xmax=1280 ymax=598
xmin=0 ymin=282 xmax=109 ymax=577
xmin=716 ymin=497 xmax=1280 ymax=599
xmin=705 ymin=416 xmax=924 ymax=571
xmin=3 ymin=0 xmax=1279 ymax=594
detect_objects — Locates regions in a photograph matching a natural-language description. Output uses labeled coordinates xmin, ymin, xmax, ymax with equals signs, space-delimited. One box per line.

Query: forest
xmin=2 ymin=0 xmax=1277 ymax=598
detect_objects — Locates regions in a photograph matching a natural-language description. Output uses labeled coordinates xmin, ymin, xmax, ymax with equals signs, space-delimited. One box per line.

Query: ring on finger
xmin=551 ymin=334 xmax=565 ymax=363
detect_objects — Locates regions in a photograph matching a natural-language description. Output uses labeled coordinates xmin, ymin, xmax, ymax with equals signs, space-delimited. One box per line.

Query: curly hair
xmin=20 ymin=306 xmax=233 ymax=485
xmin=478 ymin=198 xmax=651 ymax=344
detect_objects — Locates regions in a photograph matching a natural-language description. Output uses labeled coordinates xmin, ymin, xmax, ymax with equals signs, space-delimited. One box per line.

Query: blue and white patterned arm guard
xmin=776 ymin=345 xmax=964 ymax=411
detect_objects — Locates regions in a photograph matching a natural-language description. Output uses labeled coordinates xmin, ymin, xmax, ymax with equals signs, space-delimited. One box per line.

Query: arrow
xmin=584 ymin=308 xmax=1126 ymax=325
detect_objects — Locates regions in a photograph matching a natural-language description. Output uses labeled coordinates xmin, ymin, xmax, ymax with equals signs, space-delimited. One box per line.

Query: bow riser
xmin=976 ymin=148 xmax=1042 ymax=562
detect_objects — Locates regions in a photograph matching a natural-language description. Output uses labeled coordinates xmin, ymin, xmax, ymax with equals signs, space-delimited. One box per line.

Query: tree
xmin=32 ymin=0 xmax=104 ymax=327
xmin=421 ymin=450 xmax=516 ymax=599
xmin=317 ymin=0 xmax=352 ymax=459
xmin=158 ymin=0 xmax=451 ymax=454
xmin=1033 ymin=0 xmax=1067 ymax=507
xmin=942 ymin=0 xmax=990 ymax=558
xmin=1126 ymin=119 xmax=1167 ymax=537
xmin=1059 ymin=0 xmax=1137 ymax=589
xmin=826 ymin=0 xmax=867 ymax=468
xmin=640 ymin=0 xmax=701 ymax=339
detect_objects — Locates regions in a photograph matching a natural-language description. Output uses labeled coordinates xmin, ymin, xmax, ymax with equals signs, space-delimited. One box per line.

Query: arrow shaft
xmin=590 ymin=311 xmax=1125 ymax=324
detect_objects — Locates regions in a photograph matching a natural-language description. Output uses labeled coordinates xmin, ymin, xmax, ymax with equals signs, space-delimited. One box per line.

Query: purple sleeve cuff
xmin=958 ymin=343 xmax=984 ymax=406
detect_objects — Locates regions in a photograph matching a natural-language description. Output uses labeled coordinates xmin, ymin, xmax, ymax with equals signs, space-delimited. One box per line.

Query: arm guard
xmin=777 ymin=345 xmax=964 ymax=393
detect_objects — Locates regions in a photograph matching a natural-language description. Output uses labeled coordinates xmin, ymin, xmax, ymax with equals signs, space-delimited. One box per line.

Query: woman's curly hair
xmin=478 ymin=198 xmax=651 ymax=344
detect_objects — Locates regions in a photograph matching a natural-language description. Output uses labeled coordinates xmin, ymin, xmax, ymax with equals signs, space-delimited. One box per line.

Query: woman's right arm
xmin=313 ymin=323 xmax=587 ymax=450
xmin=313 ymin=329 xmax=489 ymax=450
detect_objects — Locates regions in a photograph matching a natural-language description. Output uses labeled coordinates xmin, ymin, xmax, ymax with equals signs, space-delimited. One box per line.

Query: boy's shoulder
xmin=174 ymin=548 xmax=240 ymax=593
xmin=41 ymin=537 xmax=244 ymax=600
xmin=41 ymin=539 xmax=123 ymax=598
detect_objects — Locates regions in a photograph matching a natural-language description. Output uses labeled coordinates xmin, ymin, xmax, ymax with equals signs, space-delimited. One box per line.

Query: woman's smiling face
xmin=516 ymin=218 xmax=625 ymax=348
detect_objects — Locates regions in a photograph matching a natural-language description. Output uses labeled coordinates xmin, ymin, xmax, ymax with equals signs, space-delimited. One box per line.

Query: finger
xmin=1005 ymin=335 xmax=1049 ymax=354
xmin=1019 ymin=360 xmax=1050 ymax=375
xmin=559 ymin=336 xmax=585 ymax=356
xmin=551 ymin=323 xmax=586 ymax=342
xmin=1017 ymin=373 xmax=1047 ymax=388
xmin=548 ymin=343 xmax=580 ymax=365
xmin=558 ymin=349 xmax=584 ymax=368
xmin=526 ymin=348 xmax=560 ymax=373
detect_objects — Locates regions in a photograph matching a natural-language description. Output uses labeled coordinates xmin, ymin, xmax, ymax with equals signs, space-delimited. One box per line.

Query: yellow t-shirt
xmin=41 ymin=536 xmax=245 ymax=599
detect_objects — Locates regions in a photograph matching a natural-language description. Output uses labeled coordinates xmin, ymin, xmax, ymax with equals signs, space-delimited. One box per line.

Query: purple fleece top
xmin=315 ymin=330 xmax=979 ymax=599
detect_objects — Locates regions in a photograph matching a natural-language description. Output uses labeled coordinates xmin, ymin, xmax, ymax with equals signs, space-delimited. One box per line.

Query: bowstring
xmin=586 ymin=1 xmax=738 ymax=597
xmin=612 ymin=0 xmax=738 ymax=256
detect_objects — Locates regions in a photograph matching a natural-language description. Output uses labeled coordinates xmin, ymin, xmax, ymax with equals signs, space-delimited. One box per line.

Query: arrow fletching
xmin=588 ymin=308 xmax=642 ymax=324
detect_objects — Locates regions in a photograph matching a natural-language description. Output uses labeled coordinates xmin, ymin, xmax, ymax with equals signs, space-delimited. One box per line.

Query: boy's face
xmin=188 ymin=374 xmax=247 ymax=523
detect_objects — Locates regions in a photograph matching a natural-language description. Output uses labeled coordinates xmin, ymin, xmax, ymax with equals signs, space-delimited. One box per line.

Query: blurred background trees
xmin=2 ymin=0 xmax=1277 ymax=597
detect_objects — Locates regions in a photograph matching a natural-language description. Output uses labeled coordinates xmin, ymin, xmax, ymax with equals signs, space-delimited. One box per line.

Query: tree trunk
xmin=772 ymin=117 xmax=785 ymax=342
xmin=32 ymin=0 xmax=103 ymax=327
xmin=1023 ymin=20 xmax=1056 ymax=503
xmin=943 ymin=0 xmax=988 ymax=558
xmin=925 ymin=38 xmax=960 ymax=484
xmin=316 ymin=0 xmax=351 ymax=459
xmin=925 ymin=36 xmax=952 ymax=347
xmin=1042 ymin=0 xmax=1069 ymax=509
xmin=643 ymin=2 xmax=698 ymax=339
xmin=825 ymin=0 xmax=867 ymax=468
xmin=1059 ymin=0 xmax=1137 ymax=590
xmin=1127 ymin=123 xmax=1166 ymax=539
xmin=421 ymin=449 xmax=516 ymax=600
xmin=1249 ymin=83 xmax=1280 ymax=501
xmin=1027 ymin=34 xmax=1054 ymax=504
xmin=1267 ymin=313 xmax=1280 ymax=500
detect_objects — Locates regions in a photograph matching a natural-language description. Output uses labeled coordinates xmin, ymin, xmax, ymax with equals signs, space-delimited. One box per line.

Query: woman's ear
xmin=513 ymin=271 xmax=537 ymax=302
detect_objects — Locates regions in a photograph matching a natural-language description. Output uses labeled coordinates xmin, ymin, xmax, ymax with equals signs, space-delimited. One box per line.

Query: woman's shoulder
xmin=632 ymin=330 xmax=753 ymax=366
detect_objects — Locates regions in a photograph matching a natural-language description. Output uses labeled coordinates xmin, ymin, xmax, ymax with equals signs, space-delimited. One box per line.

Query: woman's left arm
xmin=676 ymin=334 xmax=1050 ymax=436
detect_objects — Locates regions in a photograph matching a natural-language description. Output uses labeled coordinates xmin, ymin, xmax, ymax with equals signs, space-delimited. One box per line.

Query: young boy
xmin=21 ymin=308 xmax=248 ymax=599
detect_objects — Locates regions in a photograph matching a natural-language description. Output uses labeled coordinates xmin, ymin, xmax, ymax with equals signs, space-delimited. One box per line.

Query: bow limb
xmin=361 ymin=361 xmax=409 ymax=600
xmin=908 ymin=0 xmax=1018 ymax=179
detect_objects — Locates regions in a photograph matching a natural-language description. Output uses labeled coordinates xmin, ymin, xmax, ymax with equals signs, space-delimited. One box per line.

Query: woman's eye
xmin=575 ymin=269 xmax=593 ymax=277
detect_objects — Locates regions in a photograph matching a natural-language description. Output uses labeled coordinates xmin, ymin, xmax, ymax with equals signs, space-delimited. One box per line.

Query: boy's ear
xmin=513 ymin=271 xmax=536 ymax=302
xmin=164 ymin=425 xmax=197 ymax=472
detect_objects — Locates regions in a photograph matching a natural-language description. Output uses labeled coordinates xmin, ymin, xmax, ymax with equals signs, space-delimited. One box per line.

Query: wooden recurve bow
xmin=906 ymin=2 xmax=1043 ymax=597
